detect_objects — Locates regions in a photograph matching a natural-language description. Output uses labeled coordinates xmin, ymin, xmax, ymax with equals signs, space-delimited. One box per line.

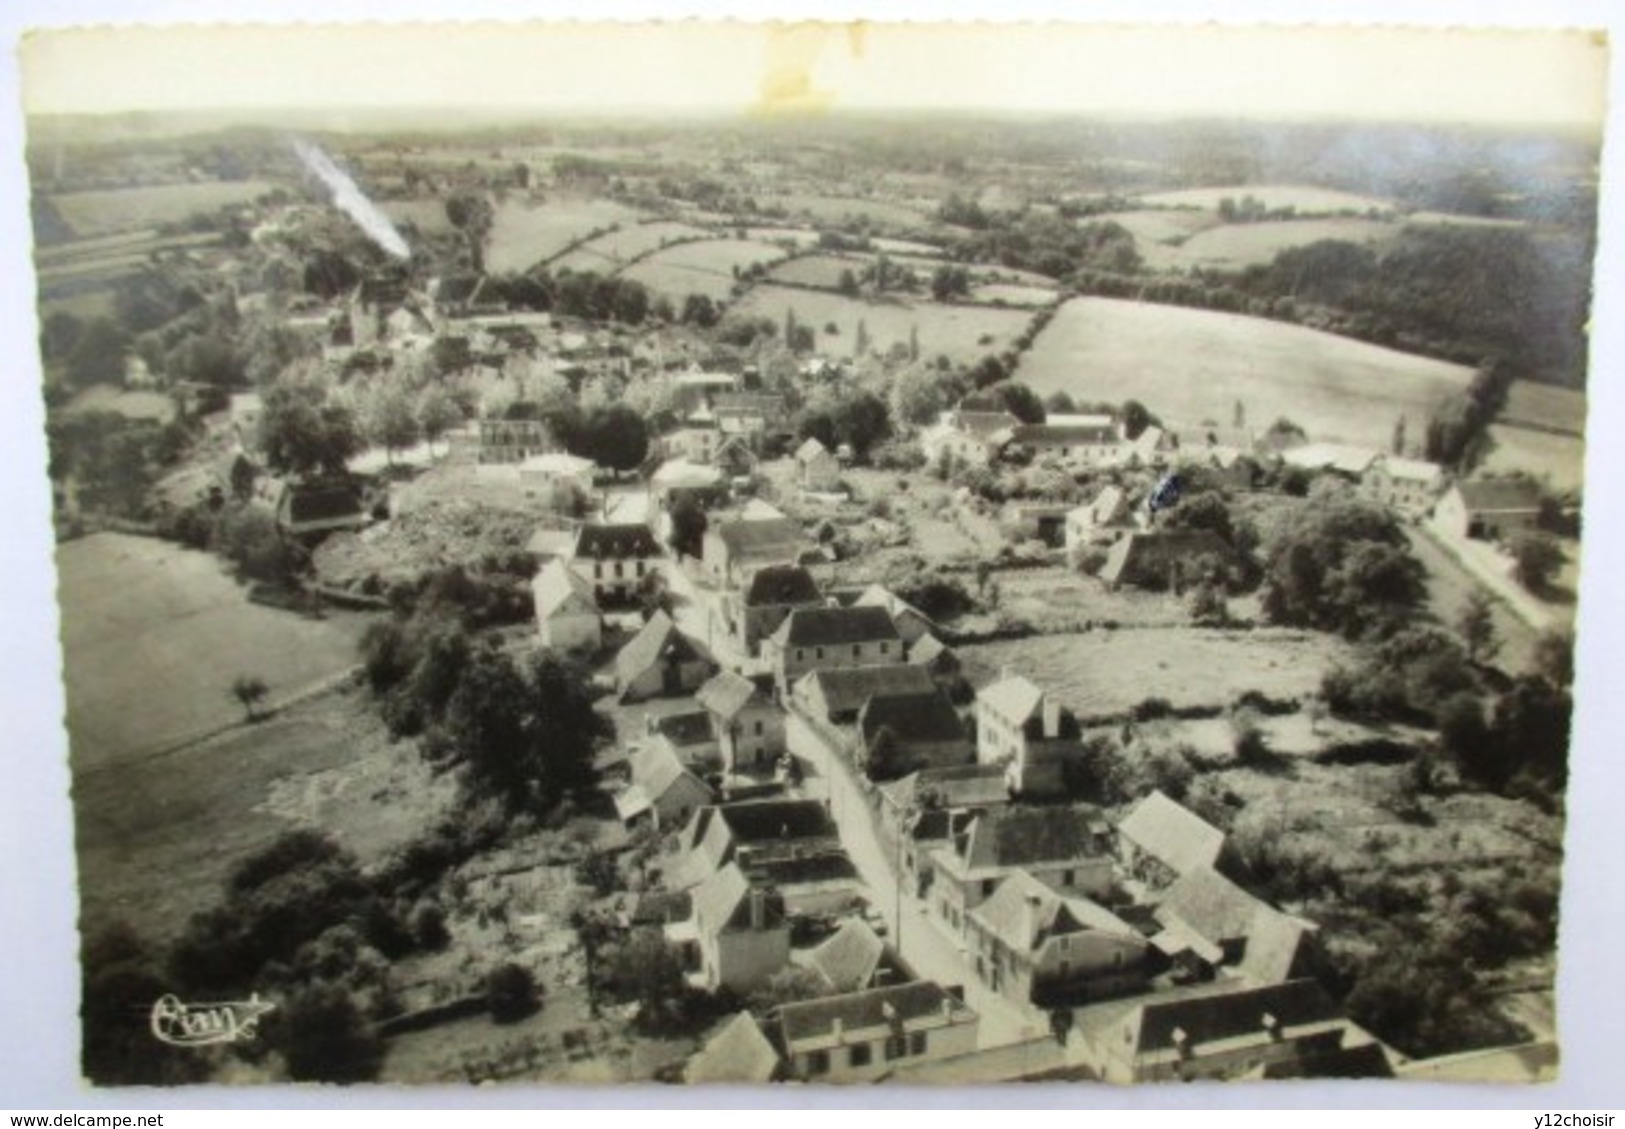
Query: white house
xmin=531 ymin=558 xmax=602 ymax=654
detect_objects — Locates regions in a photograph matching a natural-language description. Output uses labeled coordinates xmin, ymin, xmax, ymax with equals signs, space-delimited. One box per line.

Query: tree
xmin=1045 ymin=391 xmax=1077 ymax=415
xmin=64 ymin=317 xmax=129 ymax=391
xmin=574 ymin=403 xmax=649 ymax=476
xmin=854 ymin=318 xmax=871 ymax=358
xmin=1392 ymin=413 xmax=1409 ymax=457
xmin=668 ymin=495 xmax=708 ymax=558
xmin=1234 ymin=400 xmax=1247 ymax=430
xmin=259 ymin=375 xmax=361 ymax=478
xmin=888 ymin=364 xmax=960 ymax=427
xmin=681 ymin=293 xmax=718 ymax=328
xmin=1120 ymin=399 xmax=1158 ymax=441
xmin=605 ymin=930 xmax=690 ymax=1033
xmin=987 ymin=381 xmax=1045 ymax=424
xmin=230 ymin=675 xmax=269 ymax=721
xmin=1456 ymin=588 xmax=1501 ymax=664
xmin=444 ymin=191 xmax=494 ymax=272
xmin=1162 ymin=492 xmax=1235 ymax=544
xmin=82 ymin=924 xmax=209 ymax=1085
xmin=838 ymin=268 xmax=859 ymax=297
xmin=486 ymin=962 xmax=540 ymax=1023
xmin=416 ymin=386 xmax=462 ymax=458
xmin=269 ymin=983 xmax=384 ymax=1083
xmin=1509 ymin=533 xmax=1563 ymax=593
xmin=1532 ymin=629 xmax=1574 ymax=687
xmin=364 ymin=383 xmax=419 ymax=464
xmin=830 ymin=391 xmax=892 ymax=459
xmin=1261 ymin=497 xmax=1423 ymax=638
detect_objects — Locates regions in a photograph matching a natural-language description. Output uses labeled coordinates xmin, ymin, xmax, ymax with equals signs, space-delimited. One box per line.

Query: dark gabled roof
xmin=859 ymin=689 xmax=971 ymax=746
xmin=744 ymin=563 xmax=822 ymax=607
xmin=1129 ymin=979 xmax=1344 ymax=1056
xmin=650 ymin=709 xmax=716 ymax=748
xmin=772 ymin=605 xmax=901 ymax=649
xmin=575 ymin=522 xmax=662 ymax=561
xmin=1264 ymin=1040 xmax=1394 ymax=1080
xmin=714 ymin=798 xmax=835 ymax=843
xmin=1012 ymin=422 xmax=1117 ymax=446
xmin=1155 ymin=865 xmax=1261 ymax=946
xmin=715 ymin=517 xmax=805 ymax=558
xmin=713 ymin=392 xmax=785 ymax=415
xmin=879 ymin=763 xmax=1009 ymax=814
xmin=798 ymin=664 xmax=936 ymax=720
xmin=281 ymin=478 xmax=364 ymax=524
xmin=778 ymin=980 xmax=970 ymax=1047
xmin=1457 ymin=477 xmax=1542 ymax=514
xmin=615 ymin=611 xmax=713 ymax=684
xmin=957 ymin=805 xmax=1107 ymax=871
xmin=970 ymin=870 xmax=1138 ymax=952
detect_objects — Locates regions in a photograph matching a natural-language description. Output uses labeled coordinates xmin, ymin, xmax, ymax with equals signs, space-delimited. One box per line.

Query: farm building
xmin=695 ymin=670 xmax=785 ymax=774
xmin=273 ymin=477 xmax=367 ymax=540
xmin=478 ymin=416 xmax=558 ymax=465
xmin=1115 ymin=789 xmax=1226 ymax=889
xmin=570 ymin=521 xmax=664 ymax=605
xmin=791 ymin=663 xmax=938 ymax=726
xmin=665 ymin=419 xmax=723 ymax=465
xmin=803 ymin=918 xmax=887 ymax=994
xmin=1098 ymin=529 xmax=1232 ymax=591
xmin=614 ymin=742 xmax=714 ymax=831
xmin=615 ymin=611 xmax=717 ymax=702
xmin=974 ymin=672 xmax=1082 ymax=796
xmin=928 ymin=805 xmax=1115 ymax=933
xmin=1152 ymin=865 xmax=1317 ymax=986
xmin=667 ymin=799 xmax=845 ymax=894
xmin=1065 ymin=485 xmax=1135 ymax=551
xmin=721 ymin=563 xmax=825 ymax=655
xmin=518 ymin=451 xmax=596 ymax=500
xmin=1430 ymin=477 xmax=1542 ymax=542
xmin=531 ymin=557 xmax=602 ymax=655
xmin=713 ymin=392 xmax=788 ymax=437
xmin=646 ymin=708 xmax=722 ymax=771
xmin=763 ymin=605 xmax=904 ymax=693
xmin=1002 ymin=501 xmax=1076 ymax=548
xmin=964 ymin=869 xmax=1150 ymax=1007
xmin=703 ymin=515 xmax=809 ymax=588
xmin=851 ymin=584 xmax=938 ymax=645
xmin=919 ymin=407 xmax=1022 ymax=469
xmin=1360 ymin=454 xmax=1445 ymax=520
xmin=685 ymin=1012 xmax=784 ymax=1085
xmin=1279 ymin=443 xmax=1381 ymax=481
xmin=685 ymin=863 xmax=791 ymax=994
xmin=857 ymin=688 xmax=975 ymax=780
xmin=774 ymin=980 xmax=980 ymax=1083
xmin=1010 ymin=416 xmax=1121 ymax=467
xmin=795 ymin=437 xmax=842 ymax=492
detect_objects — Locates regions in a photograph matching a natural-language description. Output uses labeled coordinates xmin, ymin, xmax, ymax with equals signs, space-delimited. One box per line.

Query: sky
xmin=17 ymin=21 xmax=1611 ymax=127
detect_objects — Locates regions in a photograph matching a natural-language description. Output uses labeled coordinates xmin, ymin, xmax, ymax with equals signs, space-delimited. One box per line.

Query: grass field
xmin=970 ymin=282 xmax=1060 ymax=308
xmin=381 ymin=198 xmax=458 ymax=235
xmin=732 ymin=283 xmax=1036 ymax=365
xmin=1015 ymin=297 xmax=1472 ymax=448
xmin=1146 ymin=218 xmax=1399 ymax=271
xmin=549 ymin=220 xmax=707 ymax=273
xmin=1098 ymin=208 xmax=1218 ymax=247
xmin=959 ymin=627 xmax=1353 ymax=719
xmin=55 ymin=533 xmax=374 ymax=771
xmin=49 ymin=181 xmax=280 ymax=238
xmin=1500 ymin=380 xmax=1587 ymax=435
xmin=59 ymin=385 xmax=176 ymax=424
xmin=766 ymin=253 xmax=863 ymax=288
xmin=746 ymin=226 xmax=822 ymax=249
xmin=485 ymin=198 xmax=644 ymax=273
xmin=767 ymin=193 xmax=930 ymax=230
xmin=1134 ymin=184 xmax=1396 ymax=216
xmin=1479 ymin=425 xmax=1586 ymax=492
xmin=619 ymin=238 xmax=789 ymax=302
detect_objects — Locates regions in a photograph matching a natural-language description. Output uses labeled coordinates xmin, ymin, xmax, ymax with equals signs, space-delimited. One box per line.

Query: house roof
xmin=771 ymin=605 xmax=902 ymax=650
xmin=796 ymin=437 xmax=831 ymax=461
xmin=956 ymin=806 xmax=1106 ymax=872
xmin=615 ymin=611 xmax=713 ymax=684
xmin=695 ymin=670 xmax=767 ymax=721
xmin=713 ymin=392 xmax=785 ymax=416
xmin=1264 ymin=1040 xmax=1395 ymax=1080
xmin=951 ymin=409 xmax=1022 ymax=439
xmin=652 ymin=458 xmax=723 ymax=490
xmin=1071 ymin=484 xmax=1126 ymax=525
xmin=778 ymin=980 xmax=972 ymax=1048
xmin=714 ymin=517 xmax=805 ymax=559
xmin=970 ymin=869 xmax=1138 ymax=953
xmin=527 ymin=527 xmax=578 ymax=559
xmin=854 ymin=584 xmax=936 ymax=629
xmin=628 ymin=741 xmax=708 ymax=805
xmin=1457 ymin=477 xmax=1542 ymax=513
xmin=650 ymin=708 xmax=716 ymax=748
xmin=796 ymin=664 xmax=936 ymax=719
xmin=686 ymin=1013 xmax=783 ymax=1085
xmin=575 ymin=521 xmax=662 ymax=561
xmin=1118 ymin=790 xmax=1226 ymax=877
xmin=713 ymin=798 xmax=836 ymax=844
xmin=1280 ymin=443 xmax=1380 ymax=476
xmin=691 ymin=863 xmax=752 ymax=935
xmin=879 ymin=763 xmax=1009 ymax=814
xmin=1238 ymin=902 xmax=1316 ymax=986
xmin=1372 ymin=455 xmax=1443 ymax=484
xmin=1013 ymin=421 xmax=1117 ymax=446
xmin=744 ymin=563 xmax=822 ymax=607
xmin=1125 ymin=978 xmax=1345 ymax=1058
xmin=977 ymin=674 xmax=1045 ymax=722
xmin=1099 ymin=529 xmax=1230 ymax=587
xmin=906 ymin=633 xmax=954 ymax=667
xmin=805 ymin=919 xmax=885 ymax=994
xmin=1154 ymin=865 xmax=1265 ymax=948
xmin=859 ymin=689 xmax=970 ymax=747
xmin=532 ymin=558 xmax=598 ymax=619
xmin=280 ymin=478 xmax=364 ymax=524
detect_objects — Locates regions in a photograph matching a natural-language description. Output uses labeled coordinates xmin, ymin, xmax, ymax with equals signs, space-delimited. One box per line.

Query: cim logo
xmin=149 ymin=993 xmax=275 ymax=1048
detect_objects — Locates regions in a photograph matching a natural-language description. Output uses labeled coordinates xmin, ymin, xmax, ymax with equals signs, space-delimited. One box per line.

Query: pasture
xmin=549 ymin=220 xmax=707 ymax=273
xmin=1097 ymin=208 xmax=1217 ymax=247
xmin=766 ymin=253 xmax=864 ymax=288
xmin=485 ymin=198 xmax=644 ymax=273
xmin=1015 ymin=297 xmax=1472 ymax=449
xmin=1145 ymin=217 xmax=1399 ymax=271
xmin=731 ymin=283 xmax=1037 ymax=365
xmin=767 ymin=193 xmax=929 ymax=230
xmin=381 ymin=198 xmax=458 ymax=235
xmin=970 ymin=282 xmax=1060 ymax=308
xmin=619 ymin=238 xmax=790 ymax=302
xmin=1500 ymin=380 xmax=1587 ymax=436
xmin=49 ymin=181 xmax=280 ymax=238
xmin=1479 ymin=425 xmax=1586 ymax=493
xmin=746 ymin=225 xmax=821 ymax=249
xmin=1134 ymin=184 xmax=1396 ymax=216
xmin=55 ymin=533 xmax=374 ymax=772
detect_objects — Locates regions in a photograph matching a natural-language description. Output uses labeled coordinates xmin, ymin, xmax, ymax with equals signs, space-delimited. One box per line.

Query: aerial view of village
xmin=27 ymin=22 xmax=1598 ymax=1089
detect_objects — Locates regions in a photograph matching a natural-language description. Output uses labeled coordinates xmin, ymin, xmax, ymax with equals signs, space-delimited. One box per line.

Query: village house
xmin=974 ymin=672 xmax=1082 ymax=796
xmin=712 ymin=434 xmax=760 ymax=480
xmin=851 ymin=584 xmax=938 ymax=645
xmin=1278 ymin=442 xmax=1380 ymax=483
xmin=1124 ymin=423 xmax=1171 ymax=468
xmin=667 ymin=369 xmax=740 ymax=415
xmin=703 ymin=516 xmax=809 ymax=589
xmin=1001 ymin=501 xmax=1076 ymax=548
xmin=1116 ymin=789 xmax=1227 ymax=890
xmin=477 ymin=416 xmax=557 ymax=465
xmin=794 ymin=437 xmax=842 ymax=492
xmin=1009 ymin=415 xmax=1121 ymax=467
xmin=273 ymin=477 xmax=368 ymax=541
xmin=1151 ymin=865 xmax=1317 ymax=986
xmin=530 ymin=557 xmax=602 ymax=655
xmin=803 ymin=918 xmax=887 ymax=995
xmin=667 ymin=799 xmax=844 ymax=893
xmin=929 ymin=806 xmax=1116 ymax=934
xmin=614 ymin=611 xmax=717 ymax=702
xmin=1360 ymin=454 xmax=1446 ymax=520
xmin=1098 ymin=528 xmax=1232 ymax=592
xmin=665 ymin=417 xmax=723 ymax=466
xmin=569 ymin=521 xmax=664 ymax=605
xmin=964 ymin=869 xmax=1151 ymax=1007
xmin=919 ymin=407 xmax=1021 ymax=469
xmin=685 ymin=863 xmax=791 ymax=994
xmin=650 ymin=457 xmax=725 ymax=509
xmin=228 ymin=391 xmax=263 ymax=450
xmin=695 ymin=670 xmax=786 ymax=775
xmin=791 ymin=663 xmax=938 ymax=726
xmin=645 ymin=708 xmax=722 ymax=771
xmin=1091 ymin=978 xmax=1359 ymax=1084
xmin=712 ymin=391 xmax=787 ymax=438
xmin=613 ymin=742 xmax=714 ymax=832
xmin=856 ymin=689 xmax=976 ymax=781
xmin=719 ymin=563 xmax=825 ymax=655
xmin=684 ymin=1012 xmax=784 ymax=1085
xmin=519 ymin=451 xmax=597 ymax=510
xmin=877 ymin=763 xmax=1009 ymax=897
xmin=1065 ymin=484 xmax=1135 ymax=551
xmin=774 ymin=980 xmax=980 ymax=1083
xmin=763 ymin=605 xmax=905 ymax=695
xmin=1430 ymin=477 xmax=1544 ymax=543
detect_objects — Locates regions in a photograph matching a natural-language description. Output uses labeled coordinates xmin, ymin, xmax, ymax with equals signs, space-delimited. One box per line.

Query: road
xmin=786 ymin=713 xmax=1047 ymax=1049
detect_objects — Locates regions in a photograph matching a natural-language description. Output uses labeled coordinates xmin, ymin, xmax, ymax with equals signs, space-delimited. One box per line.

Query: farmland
xmin=1500 ymin=379 xmax=1587 ymax=435
xmin=1098 ymin=208 xmax=1217 ymax=247
xmin=49 ymin=180 xmax=280 ymax=237
xmin=766 ymin=193 xmax=930 ymax=230
xmin=484 ymin=198 xmax=644 ymax=273
xmin=619 ymin=237 xmax=790 ymax=302
xmin=970 ymin=282 xmax=1060 ymax=308
xmin=55 ymin=533 xmax=374 ymax=771
xmin=731 ymin=283 xmax=1037 ymax=365
xmin=549 ymin=220 xmax=707 ymax=273
xmin=766 ymin=253 xmax=863 ymax=288
xmin=1015 ymin=297 xmax=1472 ymax=448
xmin=1134 ymin=184 xmax=1396 ymax=216
xmin=1140 ymin=217 xmax=1399 ymax=271
xmin=1479 ymin=425 xmax=1586 ymax=492
xmin=381 ymin=198 xmax=458 ymax=235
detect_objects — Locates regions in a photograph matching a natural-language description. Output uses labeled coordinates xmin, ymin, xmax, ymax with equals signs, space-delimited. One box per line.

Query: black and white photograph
xmin=8 ymin=15 xmax=1611 ymax=1093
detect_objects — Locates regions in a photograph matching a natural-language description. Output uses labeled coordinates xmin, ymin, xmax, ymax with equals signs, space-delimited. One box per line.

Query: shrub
xmin=486 ymin=962 xmax=541 ymax=1024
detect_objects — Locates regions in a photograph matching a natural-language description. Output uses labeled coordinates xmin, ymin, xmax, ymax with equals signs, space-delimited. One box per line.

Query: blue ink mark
xmin=1148 ymin=473 xmax=1182 ymax=515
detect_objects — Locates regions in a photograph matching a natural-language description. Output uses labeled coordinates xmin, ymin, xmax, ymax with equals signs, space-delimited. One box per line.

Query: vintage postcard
xmin=16 ymin=19 xmax=1605 ymax=1089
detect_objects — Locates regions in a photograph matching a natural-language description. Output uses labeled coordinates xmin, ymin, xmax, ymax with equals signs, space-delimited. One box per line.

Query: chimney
xmin=1042 ymin=699 xmax=1062 ymax=739
xmin=749 ymin=887 xmax=766 ymax=931
xmin=941 ymin=996 xmax=955 ymax=1020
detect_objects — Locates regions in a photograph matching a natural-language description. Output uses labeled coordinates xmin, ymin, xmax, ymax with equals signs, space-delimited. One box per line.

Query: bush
xmin=486 ymin=962 xmax=540 ymax=1024
xmin=411 ymin=901 xmax=450 ymax=951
